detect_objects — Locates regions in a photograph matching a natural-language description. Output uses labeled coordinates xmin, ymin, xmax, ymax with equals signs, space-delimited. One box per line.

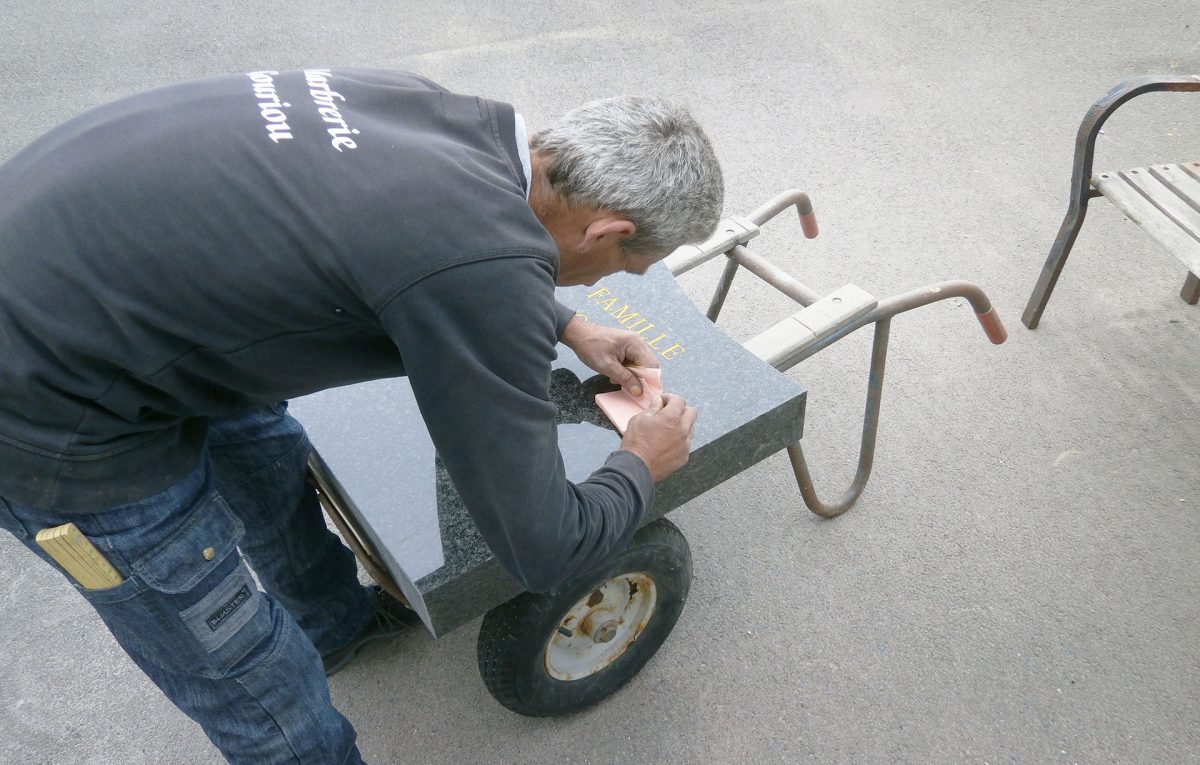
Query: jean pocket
xmin=74 ymin=568 xmax=145 ymax=605
xmin=129 ymin=492 xmax=273 ymax=674
xmin=132 ymin=492 xmax=245 ymax=593
xmin=0 ymin=498 xmax=142 ymax=603
xmin=179 ymin=560 xmax=263 ymax=655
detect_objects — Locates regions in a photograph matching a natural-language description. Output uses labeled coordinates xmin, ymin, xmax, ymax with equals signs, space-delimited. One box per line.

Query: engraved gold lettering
xmin=575 ymin=287 xmax=680 ymax=353
xmin=610 ymin=305 xmax=640 ymax=324
xmin=659 ymin=343 xmax=685 ymax=360
xmin=624 ymin=316 xmax=652 ymax=333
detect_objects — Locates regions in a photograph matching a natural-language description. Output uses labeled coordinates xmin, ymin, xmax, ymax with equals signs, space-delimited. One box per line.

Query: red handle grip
xmin=799 ymin=212 xmax=819 ymax=239
xmin=975 ymin=308 xmax=1008 ymax=344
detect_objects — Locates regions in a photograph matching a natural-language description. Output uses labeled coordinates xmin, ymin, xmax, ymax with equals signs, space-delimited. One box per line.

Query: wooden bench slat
xmin=1105 ymin=165 xmax=1200 ymax=241
xmin=1092 ymin=164 xmax=1200 ymax=275
xmin=1119 ymin=164 xmax=1200 ymax=241
xmin=1149 ymin=162 xmax=1200 ymax=216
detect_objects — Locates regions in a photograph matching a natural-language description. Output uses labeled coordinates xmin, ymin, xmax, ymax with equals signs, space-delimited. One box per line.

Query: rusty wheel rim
xmin=543 ymin=573 xmax=657 ymax=681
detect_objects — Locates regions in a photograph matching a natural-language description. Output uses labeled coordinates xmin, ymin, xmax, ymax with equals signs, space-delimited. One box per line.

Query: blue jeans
xmin=0 ymin=404 xmax=374 ymax=764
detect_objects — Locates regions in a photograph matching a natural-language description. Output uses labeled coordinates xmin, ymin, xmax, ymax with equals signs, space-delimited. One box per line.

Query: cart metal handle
xmin=682 ymin=191 xmax=1006 ymax=518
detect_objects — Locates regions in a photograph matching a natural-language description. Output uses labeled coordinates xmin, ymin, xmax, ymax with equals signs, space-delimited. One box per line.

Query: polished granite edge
xmin=414 ymin=392 xmax=807 ymax=636
xmin=651 ymin=394 xmax=807 ymax=516
xmin=308 ymin=449 xmax=436 ymax=629
xmin=296 ymin=265 xmax=810 ymax=637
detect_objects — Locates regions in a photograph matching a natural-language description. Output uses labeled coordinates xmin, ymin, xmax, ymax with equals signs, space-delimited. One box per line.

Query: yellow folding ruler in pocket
xmin=35 ymin=523 xmax=124 ymax=589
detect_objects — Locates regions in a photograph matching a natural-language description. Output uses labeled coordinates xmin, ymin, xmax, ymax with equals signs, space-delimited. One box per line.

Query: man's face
xmin=527 ymin=156 xmax=659 ymax=286
xmin=557 ymin=241 xmax=659 ymax=287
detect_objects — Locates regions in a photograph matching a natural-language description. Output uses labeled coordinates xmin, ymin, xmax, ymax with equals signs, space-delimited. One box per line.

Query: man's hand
xmin=561 ymin=316 xmax=659 ymax=396
xmin=620 ymin=393 xmax=698 ymax=482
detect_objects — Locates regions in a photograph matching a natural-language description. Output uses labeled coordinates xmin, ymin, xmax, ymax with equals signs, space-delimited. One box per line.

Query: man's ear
xmin=581 ymin=217 xmax=636 ymax=251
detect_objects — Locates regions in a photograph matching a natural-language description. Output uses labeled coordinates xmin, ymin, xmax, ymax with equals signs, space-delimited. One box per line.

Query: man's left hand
xmin=561 ymin=316 xmax=659 ymax=397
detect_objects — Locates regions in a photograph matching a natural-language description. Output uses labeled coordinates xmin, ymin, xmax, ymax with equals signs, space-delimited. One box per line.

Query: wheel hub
xmin=592 ymin=620 xmax=618 ymax=643
xmin=544 ymin=573 xmax=657 ymax=681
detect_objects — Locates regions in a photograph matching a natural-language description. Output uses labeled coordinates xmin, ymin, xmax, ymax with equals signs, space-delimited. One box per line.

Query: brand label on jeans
xmin=207 ymin=584 xmax=251 ymax=631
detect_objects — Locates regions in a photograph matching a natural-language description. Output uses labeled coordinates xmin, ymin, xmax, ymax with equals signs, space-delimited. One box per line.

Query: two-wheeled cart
xmin=291 ymin=190 xmax=1006 ymax=716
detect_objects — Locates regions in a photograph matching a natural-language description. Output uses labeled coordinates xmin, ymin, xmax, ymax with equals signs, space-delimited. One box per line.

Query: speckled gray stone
xmin=291 ymin=264 xmax=806 ymax=636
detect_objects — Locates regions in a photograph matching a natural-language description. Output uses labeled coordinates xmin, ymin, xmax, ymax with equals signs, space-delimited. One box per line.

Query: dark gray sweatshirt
xmin=0 ymin=68 xmax=651 ymax=592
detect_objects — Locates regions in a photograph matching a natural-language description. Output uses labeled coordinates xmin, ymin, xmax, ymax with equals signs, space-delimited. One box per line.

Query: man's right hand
xmin=619 ymin=393 xmax=698 ymax=482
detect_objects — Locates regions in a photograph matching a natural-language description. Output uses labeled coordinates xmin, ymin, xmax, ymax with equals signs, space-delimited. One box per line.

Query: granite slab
xmin=290 ymin=264 xmax=807 ymax=637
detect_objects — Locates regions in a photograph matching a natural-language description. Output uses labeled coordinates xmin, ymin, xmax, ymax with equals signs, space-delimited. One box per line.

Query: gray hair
xmin=531 ymin=95 xmax=724 ymax=257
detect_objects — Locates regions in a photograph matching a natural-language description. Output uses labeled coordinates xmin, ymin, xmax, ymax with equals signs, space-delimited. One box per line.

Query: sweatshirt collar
xmin=514 ymin=111 xmax=531 ymax=200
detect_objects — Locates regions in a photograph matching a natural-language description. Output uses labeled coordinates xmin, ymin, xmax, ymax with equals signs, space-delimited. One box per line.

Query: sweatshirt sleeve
xmin=378 ymin=254 xmax=654 ymax=593
xmin=553 ymin=300 xmax=577 ymax=339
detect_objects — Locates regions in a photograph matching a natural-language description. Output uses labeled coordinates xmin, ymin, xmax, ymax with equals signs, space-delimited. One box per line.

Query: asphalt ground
xmin=1 ymin=2 xmax=1198 ymax=763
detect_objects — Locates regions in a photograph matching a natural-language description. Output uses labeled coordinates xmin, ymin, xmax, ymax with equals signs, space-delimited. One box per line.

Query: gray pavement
xmin=2 ymin=2 xmax=1198 ymax=763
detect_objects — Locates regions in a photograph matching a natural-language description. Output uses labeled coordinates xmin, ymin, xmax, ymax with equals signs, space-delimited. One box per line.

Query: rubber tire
xmin=477 ymin=517 xmax=692 ymax=717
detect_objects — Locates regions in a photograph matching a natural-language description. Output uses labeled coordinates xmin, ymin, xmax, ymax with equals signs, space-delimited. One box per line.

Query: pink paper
xmin=595 ymin=367 xmax=663 ymax=435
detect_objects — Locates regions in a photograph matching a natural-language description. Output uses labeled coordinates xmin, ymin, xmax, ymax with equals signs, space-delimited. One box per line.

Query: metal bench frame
xmin=1022 ymin=74 xmax=1200 ymax=329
